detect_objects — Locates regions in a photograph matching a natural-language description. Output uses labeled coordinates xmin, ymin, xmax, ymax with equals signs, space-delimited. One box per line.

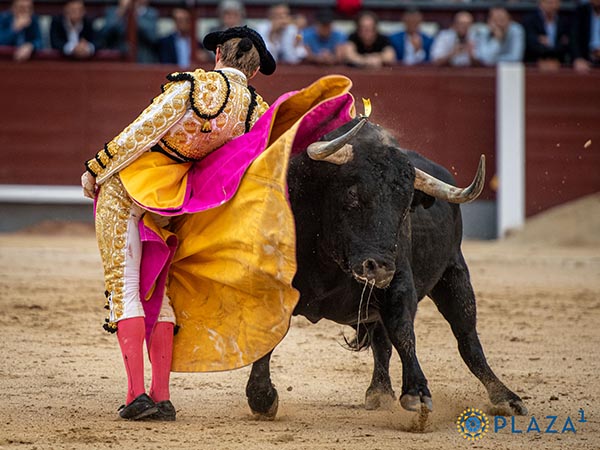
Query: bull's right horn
xmin=414 ymin=154 xmax=486 ymax=204
xmin=307 ymin=117 xmax=368 ymax=161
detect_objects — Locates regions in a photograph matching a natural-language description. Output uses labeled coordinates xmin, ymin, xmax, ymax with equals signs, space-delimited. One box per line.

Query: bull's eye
xmin=345 ymin=185 xmax=360 ymax=209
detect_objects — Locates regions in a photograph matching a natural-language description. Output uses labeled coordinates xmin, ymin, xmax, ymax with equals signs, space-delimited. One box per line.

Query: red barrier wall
xmin=0 ymin=61 xmax=598 ymax=217
xmin=525 ymin=72 xmax=600 ymax=216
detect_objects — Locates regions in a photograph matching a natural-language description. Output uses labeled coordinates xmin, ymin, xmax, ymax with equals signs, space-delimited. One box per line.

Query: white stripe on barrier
xmin=0 ymin=185 xmax=91 ymax=204
xmin=497 ymin=62 xmax=525 ymax=238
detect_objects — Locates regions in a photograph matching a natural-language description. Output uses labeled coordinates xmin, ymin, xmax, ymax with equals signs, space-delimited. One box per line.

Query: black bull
xmin=245 ymin=118 xmax=527 ymax=419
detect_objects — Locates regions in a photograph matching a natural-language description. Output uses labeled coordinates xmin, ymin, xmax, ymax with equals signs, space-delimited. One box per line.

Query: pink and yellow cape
xmin=118 ymin=75 xmax=356 ymax=372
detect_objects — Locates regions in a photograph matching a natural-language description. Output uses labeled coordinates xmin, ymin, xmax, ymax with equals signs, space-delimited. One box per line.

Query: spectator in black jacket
xmin=571 ymin=0 xmax=600 ymax=72
xmin=522 ymin=0 xmax=572 ymax=68
xmin=50 ymin=0 xmax=95 ymax=59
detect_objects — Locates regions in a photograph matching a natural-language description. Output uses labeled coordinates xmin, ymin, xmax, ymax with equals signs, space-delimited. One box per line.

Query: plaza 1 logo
xmin=456 ymin=407 xmax=588 ymax=440
xmin=456 ymin=408 xmax=490 ymax=441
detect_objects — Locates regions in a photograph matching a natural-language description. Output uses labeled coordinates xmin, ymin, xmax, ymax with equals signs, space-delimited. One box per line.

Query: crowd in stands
xmin=0 ymin=0 xmax=598 ymax=71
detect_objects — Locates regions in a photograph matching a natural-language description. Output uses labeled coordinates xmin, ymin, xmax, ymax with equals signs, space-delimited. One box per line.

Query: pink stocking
xmin=117 ymin=317 xmax=147 ymax=405
xmin=148 ymin=322 xmax=174 ymax=403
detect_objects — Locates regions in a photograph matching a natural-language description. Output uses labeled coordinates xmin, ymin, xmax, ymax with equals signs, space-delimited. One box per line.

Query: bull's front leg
xmin=365 ymin=321 xmax=396 ymax=410
xmin=246 ymin=351 xmax=279 ymax=420
xmin=381 ymin=276 xmax=433 ymax=413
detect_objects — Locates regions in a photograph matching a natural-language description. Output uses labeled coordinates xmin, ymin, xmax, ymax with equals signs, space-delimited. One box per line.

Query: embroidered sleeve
xmin=85 ymin=81 xmax=190 ymax=184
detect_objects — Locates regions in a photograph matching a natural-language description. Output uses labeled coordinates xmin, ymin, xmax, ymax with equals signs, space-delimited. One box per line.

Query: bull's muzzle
xmin=352 ymin=258 xmax=395 ymax=289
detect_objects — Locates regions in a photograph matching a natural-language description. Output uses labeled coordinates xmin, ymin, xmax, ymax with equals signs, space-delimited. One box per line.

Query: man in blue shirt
xmin=390 ymin=9 xmax=433 ymax=66
xmin=0 ymin=0 xmax=43 ymax=61
xmin=474 ymin=6 xmax=525 ymax=66
xmin=302 ymin=8 xmax=346 ymax=65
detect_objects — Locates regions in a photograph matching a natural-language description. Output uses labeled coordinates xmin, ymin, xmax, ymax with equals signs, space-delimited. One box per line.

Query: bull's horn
xmin=414 ymin=154 xmax=486 ymax=204
xmin=307 ymin=117 xmax=368 ymax=161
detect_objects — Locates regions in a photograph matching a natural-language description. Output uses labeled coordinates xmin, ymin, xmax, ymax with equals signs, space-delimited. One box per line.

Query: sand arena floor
xmin=0 ymin=196 xmax=599 ymax=450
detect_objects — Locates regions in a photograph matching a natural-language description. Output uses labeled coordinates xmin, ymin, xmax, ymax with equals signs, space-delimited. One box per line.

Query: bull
xmin=245 ymin=116 xmax=527 ymax=419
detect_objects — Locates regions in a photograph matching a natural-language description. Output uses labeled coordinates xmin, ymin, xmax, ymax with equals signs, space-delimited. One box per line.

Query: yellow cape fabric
xmin=120 ymin=153 xmax=191 ymax=210
xmin=124 ymin=75 xmax=354 ymax=372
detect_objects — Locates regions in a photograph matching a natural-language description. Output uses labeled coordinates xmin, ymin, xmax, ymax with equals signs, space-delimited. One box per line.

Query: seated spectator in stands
xmin=431 ymin=11 xmax=477 ymax=67
xmin=302 ymin=8 xmax=346 ymax=65
xmin=389 ymin=9 xmax=433 ymax=66
xmin=98 ymin=0 xmax=159 ymax=63
xmin=341 ymin=10 xmax=396 ymax=69
xmin=50 ymin=0 xmax=95 ymax=60
xmin=474 ymin=6 xmax=524 ymax=66
xmin=209 ymin=0 xmax=245 ymax=33
xmin=293 ymin=12 xmax=308 ymax=34
xmin=522 ymin=0 xmax=571 ymax=68
xmin=256 ymin=3 xmax=306 ymax=64
xmin=0 ymin=0 xmax=43 ymax=61
xmin=571 ymin=0 xmax=600 ymax=72
xmin=158 ymin=7 xmax=208 ymax=67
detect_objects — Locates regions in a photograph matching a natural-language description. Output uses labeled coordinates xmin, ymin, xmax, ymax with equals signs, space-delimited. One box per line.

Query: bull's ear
xmin=411 ymin=190 xmax=436 ymax=211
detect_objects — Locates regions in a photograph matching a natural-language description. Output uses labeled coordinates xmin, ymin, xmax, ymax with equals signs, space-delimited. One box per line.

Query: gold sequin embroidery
xmin=92 ymin=82 xmax=191 ymax=184
xmin=95 ymin=176 xmax=133 ymax=326
xmin=86 ymin=70 xmax=270 ymax=183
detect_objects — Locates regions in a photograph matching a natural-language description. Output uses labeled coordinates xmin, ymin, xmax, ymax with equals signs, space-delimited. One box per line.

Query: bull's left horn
xmin=414 ymin=154 xmax=486 ymax=204
xmin=307 ymin=117 xmax=368 ymax=161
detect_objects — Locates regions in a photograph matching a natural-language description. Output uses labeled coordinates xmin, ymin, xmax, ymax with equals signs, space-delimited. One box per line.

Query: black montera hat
xmin=203 ymin=26 xmax=276 ymax=75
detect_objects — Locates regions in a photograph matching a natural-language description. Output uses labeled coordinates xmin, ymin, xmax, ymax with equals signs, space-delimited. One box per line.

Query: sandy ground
xmin=0 ymin=211 xmax=599 ymax=449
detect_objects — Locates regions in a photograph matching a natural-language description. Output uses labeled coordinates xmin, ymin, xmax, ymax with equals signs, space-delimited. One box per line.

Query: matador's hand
xmin=81 ymin=171 xmax=98 ymax=199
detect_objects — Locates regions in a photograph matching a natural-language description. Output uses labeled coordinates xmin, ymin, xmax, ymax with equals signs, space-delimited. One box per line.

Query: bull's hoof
xmin=489 ymin=399 xmax=528 ymax=417
xmin=365 ymin=389 xmax=395 ymax=411
xmin=400 ymin=393 xmax=433 ymax=413
xmin=250 ymin=391 xmax=279 ymax=421
xmin=489 ymin=389 xmax=528 ymax=416
xmin=509 ymin=399 xmax=528 ymax=416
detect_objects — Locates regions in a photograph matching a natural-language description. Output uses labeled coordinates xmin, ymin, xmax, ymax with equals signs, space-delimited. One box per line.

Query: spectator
xmin=431 ymin=11 xmax=477 ymax=67
xmin=0 ymin=0 xmax=43 ymax=62
xmin=158 ymin=8 xmax=208 ymax=67
xmin=293 ymin=12 xmax=308 ymax=33
xmin=98 ymin=0 xmax=159 ymax=63
xmin=474 ymin=6 xmax=525 ymax=66
xmin=256 ymin=3 xmax=306 ymax=64
xmin=50 ymin=0 xmax=95 ymax=60
xmin=302 ymin=8 xmax=346 ymax=65
xmin=389 ymin=9 xmax=433 ymax=66
xmin=341 ymin=11 xmax=396 ymax=68
xmin=571 ymin=0 xmax=600 ymax=72
xmin=522 ymin=0 xmax=571 ymax=68
xmin=209 ymin=0 xmax=245 ymax=33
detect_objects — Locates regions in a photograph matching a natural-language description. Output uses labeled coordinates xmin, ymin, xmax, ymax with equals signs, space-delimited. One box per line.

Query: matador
xmin=82 ymin=26 xmax=274 ymax=421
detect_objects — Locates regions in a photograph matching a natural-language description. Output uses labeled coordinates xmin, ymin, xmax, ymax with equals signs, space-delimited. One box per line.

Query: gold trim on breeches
xmin=95 ymin=175 xmax=175 ymax=329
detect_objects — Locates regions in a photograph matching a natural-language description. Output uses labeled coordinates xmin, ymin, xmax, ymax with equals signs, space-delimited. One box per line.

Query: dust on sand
xmin=0 ymin=195 xmax=599 ymax=450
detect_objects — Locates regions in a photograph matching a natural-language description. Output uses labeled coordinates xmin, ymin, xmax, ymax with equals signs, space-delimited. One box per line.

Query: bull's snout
xmin=352 ymin=258 xmax=396 ymax=288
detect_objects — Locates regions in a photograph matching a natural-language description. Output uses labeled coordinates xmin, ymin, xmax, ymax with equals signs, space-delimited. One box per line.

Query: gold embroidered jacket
xmin=86 ymin=68 xmax=269 ymax=184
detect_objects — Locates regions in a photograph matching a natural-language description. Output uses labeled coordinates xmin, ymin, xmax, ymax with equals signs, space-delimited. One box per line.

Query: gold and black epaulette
xmin=165 ymin=69 xmax=231 ymax=133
